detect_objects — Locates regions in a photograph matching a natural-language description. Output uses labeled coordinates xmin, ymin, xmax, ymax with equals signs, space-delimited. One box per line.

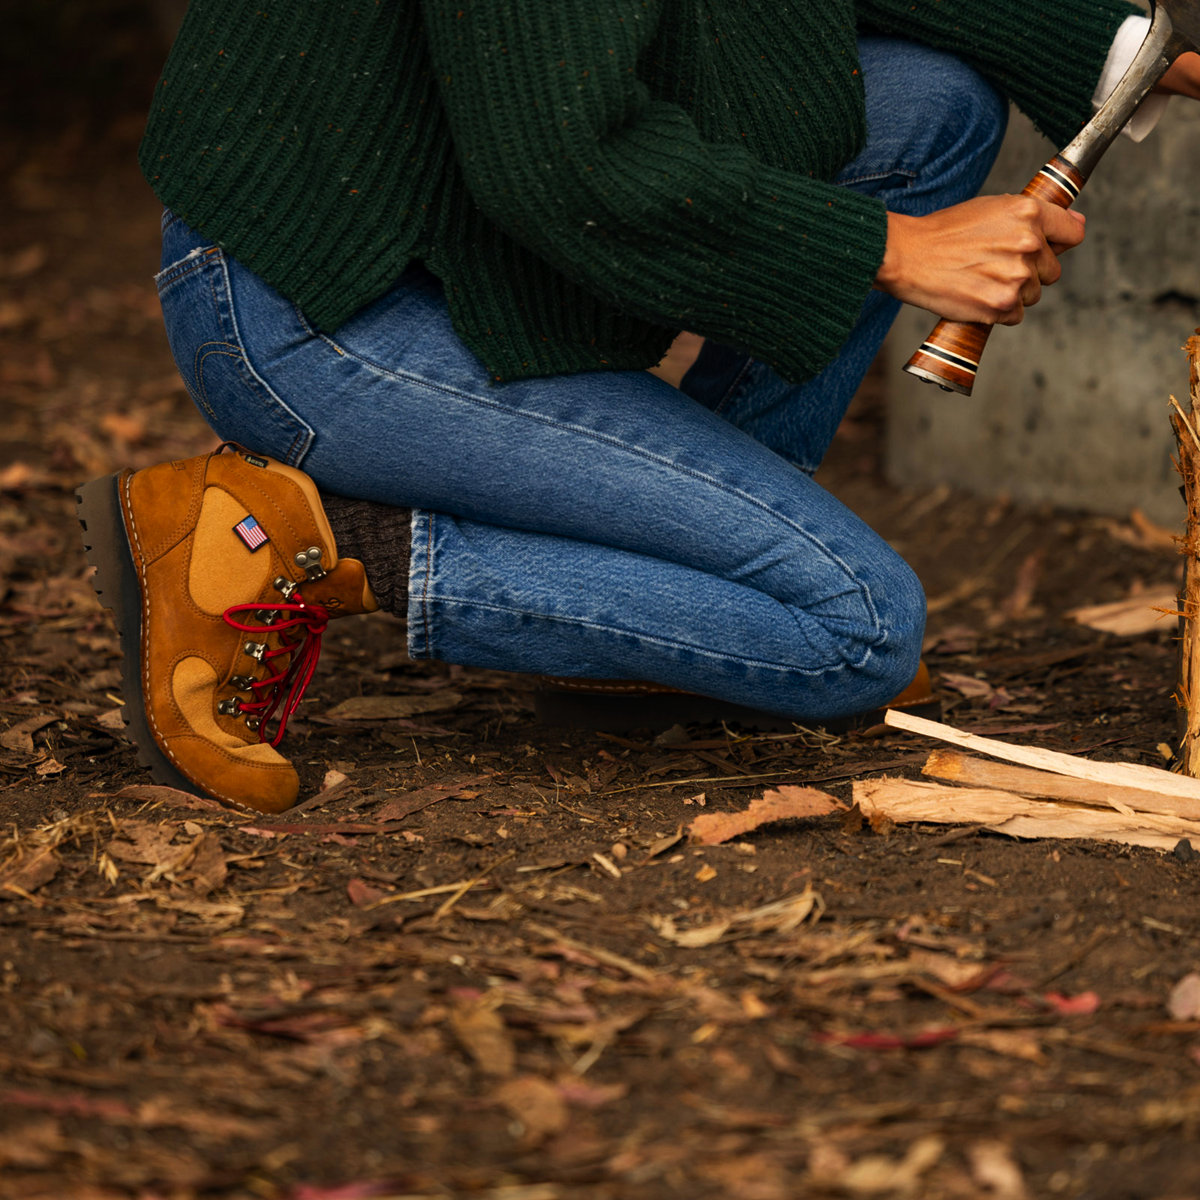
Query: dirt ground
xmin=5 ymin=11 xmax=1200 ymax=1200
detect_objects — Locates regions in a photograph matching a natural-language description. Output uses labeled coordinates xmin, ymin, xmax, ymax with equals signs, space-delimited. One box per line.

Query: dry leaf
xmin=651 ymin=887 xmax=821 ymax=948
xmin=968 ymin=1140 xmax=1029 ymax=1200
xmin=1169 ymin=972 xmax=1200 ymax=1020
xmin=1068 ymin=586 xmax=1178 ymax=636
xmin=111 ymin=784 xmax=232 ymax=813
xmin=0 ymin=847 xmax=60 ymax=897
xmin=373 ymin=774 xmax=491 ymax=822
xmin=346 ymin=877 xmax=390 ymax=907
xmin=450 ymin=1000 xmax=516 ymax=1077
xmin=492 ymin=1075 xmax=568 ymax=1145
xmin=688 ymin=786 xmax=840 ymax=846
xmin=324 ymin=691 xmax=463 ymax=720
xmin=809 ymin=1133 xmax=945 ymax=1194
xmin=1 ymin=713 xmax=57 ymax=755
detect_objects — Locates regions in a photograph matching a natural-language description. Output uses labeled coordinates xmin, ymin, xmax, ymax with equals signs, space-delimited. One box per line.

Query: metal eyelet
xmin=294 ymin=546 xmax=327 ymax=581
xmin=230 ymin=675 xmax=256 ymax=691
xmin=217 ymin=697 xmax=242 ymax=716
xmin=244 ymin=641 xmax=267 ymax=661
xmin=245 ymin=716 xmax=261 ymax=732
xmin=273 ymin=576 xmax=298 ymax=600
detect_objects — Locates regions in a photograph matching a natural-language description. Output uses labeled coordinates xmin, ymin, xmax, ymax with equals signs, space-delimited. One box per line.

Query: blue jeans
xmin=153 ymin=38 xmax=1006 ymax=721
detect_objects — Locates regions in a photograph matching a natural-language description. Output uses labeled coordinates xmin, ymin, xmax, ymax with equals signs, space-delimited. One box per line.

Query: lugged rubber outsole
xmin=76 ymin=473 xmax=206 ymax=797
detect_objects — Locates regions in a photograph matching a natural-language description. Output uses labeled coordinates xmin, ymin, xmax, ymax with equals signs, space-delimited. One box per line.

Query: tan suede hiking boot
xmin=77 ymin=445 xmax=377 ymax=813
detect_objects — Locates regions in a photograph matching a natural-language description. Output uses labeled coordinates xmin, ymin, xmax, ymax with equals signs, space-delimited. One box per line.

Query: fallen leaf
xmin=940 ymin=672 xmax=999 ymax=700
xmin=813 ymin=1028 xmax=959 ymax=1051
xmin=968 ymin=1140 xmax=1029 ymax=1200
xmin=0 ymin=1116 xmax=66 ymax=1168
xmin=323 ymin=691 xmax=463 ymax=720
xmin=651 ymin=887 xmax=821 ymax=948
xmin=1 ymin=243 xmax=47 ymax=278
xmin=347 ymin=877 xmax=390 ymax=907
xmin=1 ymin=713 xmax=57 ymax=755
xmin=0 ymin=847 xmax=60 ymax=897
xmin=450 ymin=1000 xmax=516 ymax=1077
xmin=688 ymin=786 xmax=840 ymax=846
xmin=554 ymin=1078 xmax=628 ymax=1108
xmin=373 ymin=774 xmax=491 ymax=822
xmin=809 ymin=1133 xmax=945 ymax=1194
xmin=1169 ymin=972 xmax=1200 ymax=1020
xmin=1042 ymin=990 xmax=1101 ymax=1016
xmin=96 ymin=707 xmax=126 ymax=730
xmin=110 ymin=784 xmax=232 ymax=813
xmin=1068 ymin=585 xmax=1178 ymax=636
xmin=492 ymin=1075 xmax=568 ymax=1145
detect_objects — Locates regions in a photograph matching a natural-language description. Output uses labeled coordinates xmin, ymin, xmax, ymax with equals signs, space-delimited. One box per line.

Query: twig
xmin=524 ymin=921 xmax=659 ymax=981
xmin=433 ymin=851 xmax=516 ymax=922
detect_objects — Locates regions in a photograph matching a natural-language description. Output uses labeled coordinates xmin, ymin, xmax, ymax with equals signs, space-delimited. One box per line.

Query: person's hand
xmin=874 ymin=195 xmax=1086 ymax=326
xmin=1156 ymin=51 xmax=1200 ymax=100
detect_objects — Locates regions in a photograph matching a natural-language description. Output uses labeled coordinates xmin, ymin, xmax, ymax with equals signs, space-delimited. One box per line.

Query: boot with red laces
xmin=77 ymin=445 xmax=377 ymax=813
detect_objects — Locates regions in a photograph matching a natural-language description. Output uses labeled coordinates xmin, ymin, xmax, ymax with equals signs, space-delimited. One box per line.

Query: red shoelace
xmin=221 ymin=596 xmax=330 ymax=746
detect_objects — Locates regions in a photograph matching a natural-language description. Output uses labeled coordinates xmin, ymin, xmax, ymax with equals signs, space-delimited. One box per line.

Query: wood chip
xmin=687 ymin=786 xmax=840 ymax=846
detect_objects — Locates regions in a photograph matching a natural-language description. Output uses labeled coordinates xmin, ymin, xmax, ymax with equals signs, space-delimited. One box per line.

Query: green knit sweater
xmin=140 ymin=0 xmax=1138 ymax=384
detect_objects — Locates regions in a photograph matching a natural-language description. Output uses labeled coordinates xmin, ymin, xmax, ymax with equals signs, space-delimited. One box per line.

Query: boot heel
xmin=76 ymin=473 xmax=199 ymax=794
xmin=76 ymin=474 xmax=127 ymax=612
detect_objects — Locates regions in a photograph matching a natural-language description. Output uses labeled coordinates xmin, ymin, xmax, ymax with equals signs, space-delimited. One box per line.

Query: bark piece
xmin=1174 ymin=335 xmax=1200 ymax=776
xmin=687 ymin=786 xmax=840 ymax=845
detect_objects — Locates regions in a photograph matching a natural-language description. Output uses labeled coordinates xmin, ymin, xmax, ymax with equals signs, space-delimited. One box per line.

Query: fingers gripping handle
xmin=902 ymin=155 xmax=1085 ymax=396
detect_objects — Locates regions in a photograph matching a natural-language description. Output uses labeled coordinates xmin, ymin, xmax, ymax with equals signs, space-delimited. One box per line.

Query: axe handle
xmin=901 ymin=0 xmax=1183 ymax=396
xmin=902 ymin=155 xmax=1084 ymax=396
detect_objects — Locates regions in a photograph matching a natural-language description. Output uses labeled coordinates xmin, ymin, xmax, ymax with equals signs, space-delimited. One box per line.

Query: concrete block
xmin=884 ymin=101 xmax=1200 ymax=524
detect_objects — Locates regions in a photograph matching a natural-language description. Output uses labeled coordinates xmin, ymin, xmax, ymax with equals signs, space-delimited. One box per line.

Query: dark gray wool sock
xmin=318 ymin=491 xmax=412 ymax=616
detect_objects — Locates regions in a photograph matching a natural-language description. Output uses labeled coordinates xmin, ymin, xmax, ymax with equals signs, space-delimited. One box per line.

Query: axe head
xmin=1157 ymin=0 xmax=1200 ymax=56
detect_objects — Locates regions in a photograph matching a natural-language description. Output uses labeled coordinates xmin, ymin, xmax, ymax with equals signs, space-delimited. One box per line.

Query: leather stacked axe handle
xmin=904 ymin=0 xmax=1200 ymax=396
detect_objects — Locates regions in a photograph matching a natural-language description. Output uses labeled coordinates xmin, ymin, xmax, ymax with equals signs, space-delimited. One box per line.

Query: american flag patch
xmin=232 ymin=514 xmax=269 ymax=552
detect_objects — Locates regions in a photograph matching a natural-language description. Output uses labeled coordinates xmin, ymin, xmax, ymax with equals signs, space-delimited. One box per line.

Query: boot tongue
xmin=302 ymin=557 xmax=378 ymax=615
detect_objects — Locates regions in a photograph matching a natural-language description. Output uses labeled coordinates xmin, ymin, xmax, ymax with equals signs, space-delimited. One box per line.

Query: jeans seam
xmin=836 ymin=167 xmax=918 ymax=188
xmin=421 ymin=514 xmax=435 ymax=656
xmin=711 ymin=356 xmax=756 ymax=417
xmin=418 ymin=592 xmax=877 ymax=674
xmin=209 ymin=251 xmax=317 ymax=467
xmin=193 ymin=342 xmax=242 ymax=420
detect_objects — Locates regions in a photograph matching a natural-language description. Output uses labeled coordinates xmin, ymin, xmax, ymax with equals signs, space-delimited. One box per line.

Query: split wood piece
xmin=1174 ymin=332 xmax=1200 ymax=776
xmin=922 ymin=749 xmax=1198 ymax=821
xmin=883 ymin=710 xmax=1200 ymax=815
xmin=854 ymin=777 xmax=1200 ymax=853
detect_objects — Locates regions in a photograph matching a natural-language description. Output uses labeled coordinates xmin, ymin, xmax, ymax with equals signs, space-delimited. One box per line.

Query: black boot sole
xmin=76 ymin=473 xmax=203 ymax=795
